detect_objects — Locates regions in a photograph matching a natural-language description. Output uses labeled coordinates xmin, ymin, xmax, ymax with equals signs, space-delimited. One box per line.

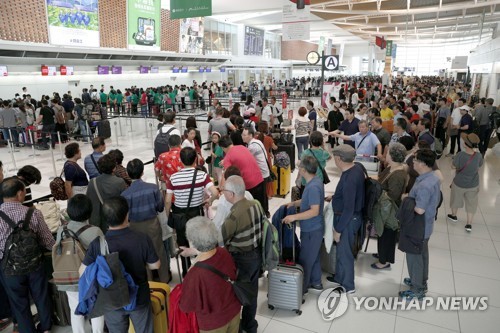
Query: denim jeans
xmin=0 ymin=264 xmax=52 ymax=333
xmin=296 ymin=136 xmax=309 ymax=159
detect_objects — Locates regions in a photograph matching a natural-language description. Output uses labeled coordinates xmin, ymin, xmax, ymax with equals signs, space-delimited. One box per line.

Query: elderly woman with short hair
xmin=179 ymin=217 xmax=241 ymax=333
xmin=372 ymin=143 xmax=408 ymax=269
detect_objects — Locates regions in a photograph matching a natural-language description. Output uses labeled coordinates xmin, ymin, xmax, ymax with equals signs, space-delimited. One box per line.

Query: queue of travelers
xmin=0 ymin=75 xmax=498 ymax=332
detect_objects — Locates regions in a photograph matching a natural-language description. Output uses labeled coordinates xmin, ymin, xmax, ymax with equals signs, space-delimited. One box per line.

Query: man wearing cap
xmin=448 ymin=98 xmax=466 ymax=156
xmin=326 ymin=144 xmax=365 ymax=293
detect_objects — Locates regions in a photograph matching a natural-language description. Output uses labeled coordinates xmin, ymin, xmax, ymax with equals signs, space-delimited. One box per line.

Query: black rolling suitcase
xmin=49 ymin=280 xmax=71 ymax=326
xmin=97 ymin=120 xmax=111 ymax=139
xmin=275 ymin=144 xmax=296 ymax=171
xmin=100 ymin=106 xmax=108 ymax=120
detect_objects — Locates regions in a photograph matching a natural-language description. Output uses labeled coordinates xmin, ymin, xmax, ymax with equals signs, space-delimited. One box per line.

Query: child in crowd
xmin=211 ymin=131 xmax=224 ymax=185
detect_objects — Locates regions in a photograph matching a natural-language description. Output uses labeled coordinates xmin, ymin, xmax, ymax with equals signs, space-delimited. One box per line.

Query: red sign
xmin=282 ymin=93 xmax=288 ymax=110
xmin=41 ymin=65 xmax=49 ymax=76
xmin=60 ymin=66 xmax=67 ymax=76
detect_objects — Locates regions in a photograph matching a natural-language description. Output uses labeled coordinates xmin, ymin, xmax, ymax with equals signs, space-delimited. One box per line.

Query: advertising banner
xmin=170 ymin=0 xmax=212 ymax=19
xmin=128 ymin=0 xmax=161 ymax=51
xmin=179 ymin=18 xmax=204 ymax=54
xmin=282 ymin=0 xmax=310 ymax=41
xmin=46 ymin=0 xmax=99 ymax=47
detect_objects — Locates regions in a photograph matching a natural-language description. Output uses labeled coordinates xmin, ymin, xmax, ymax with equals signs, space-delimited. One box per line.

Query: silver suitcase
xmin=267 ymin=223 xmax=304 ymax=315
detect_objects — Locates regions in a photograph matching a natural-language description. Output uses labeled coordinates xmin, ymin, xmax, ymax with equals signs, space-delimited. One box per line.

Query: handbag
xmin=50 ymin=169 xmax=68 ymax=201
xmin=167 ymin=169 xmax=198 ymax=230
xmin=308 ymin=149 xmax=330 ymax=184
xmin=194 ymin=261 xmax=256 ymax=306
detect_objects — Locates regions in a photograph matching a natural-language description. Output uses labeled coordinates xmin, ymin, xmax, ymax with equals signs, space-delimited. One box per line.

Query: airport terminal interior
xmin=0 ymin=0 xmax=500 ymax=333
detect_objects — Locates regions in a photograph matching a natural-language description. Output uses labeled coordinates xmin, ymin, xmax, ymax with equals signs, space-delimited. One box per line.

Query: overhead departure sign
xmin=323 ymin=55 xmax=339 ymax=71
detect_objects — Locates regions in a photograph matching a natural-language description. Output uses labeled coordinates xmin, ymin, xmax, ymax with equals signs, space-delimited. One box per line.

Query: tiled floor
xmin=1 ymin=109 xmax=499 ymax=333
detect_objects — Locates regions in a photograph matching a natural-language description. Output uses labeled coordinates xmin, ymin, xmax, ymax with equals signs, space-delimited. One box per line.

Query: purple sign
xmin=139 ymin=66 xmax=149 ymax=74
xmin=172 ymin=67 xmax=180 ymax=73
xmin=220 ymin=67 xmax=226 ymax=72
xmin=97 ymin=65 xmax=109 ymax=75
xmin=181 ymin=66 xmax=188 ymax=73
xmin=199 ymin=67 xmax=204 ymax=73
xmin=151 ymin=66 xmax=159 ymax=73
xmin=206 ymin=67 xmax=212 ymax=73
xmin=111 ymin=66 xmax=122 ymax=74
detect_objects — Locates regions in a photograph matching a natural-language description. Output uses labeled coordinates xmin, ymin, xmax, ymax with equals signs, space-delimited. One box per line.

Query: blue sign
xmin=181 ymin=66 xmax=188 ymax=73
xmin=172 ymin=66 xmax=179 ymax=73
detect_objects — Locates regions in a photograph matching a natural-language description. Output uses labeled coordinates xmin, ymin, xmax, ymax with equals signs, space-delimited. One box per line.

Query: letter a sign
xmin=323 ymin=55 xmax=339 ymax=71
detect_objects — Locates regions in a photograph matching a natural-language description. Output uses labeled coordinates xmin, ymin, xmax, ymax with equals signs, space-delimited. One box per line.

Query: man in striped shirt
xmin=166 ymin=147 xmax=219 ymax=276
xmin=221 ymin=175 xmax=263 ymax=333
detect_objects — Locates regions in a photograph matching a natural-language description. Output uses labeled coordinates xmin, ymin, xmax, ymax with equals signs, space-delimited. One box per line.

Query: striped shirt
xmin=222 ymin=199 xmax=263 ymax=253
xmin=167 ymin=168 xmax=213 ymax=208
xmin=0 ymin=202 xmax=55 ymax=260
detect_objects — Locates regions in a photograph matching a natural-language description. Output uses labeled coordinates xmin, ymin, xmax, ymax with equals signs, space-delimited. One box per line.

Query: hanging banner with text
xmin=128 ymin=0 xmax=161 ymax=51
xmin=179 ymin=17 xmax=204 ymax=54
xmin=282 ymin=0 xmax=310 ymax=40
xmin=385 ymin=40 xmax=393 ymax=57
xmin=170 ymin=0 xmax=212 ymax=19
xmin=46 ymin=0 xmax=100 ymax=47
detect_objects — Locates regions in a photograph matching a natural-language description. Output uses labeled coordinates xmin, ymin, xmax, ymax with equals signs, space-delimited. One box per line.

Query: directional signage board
xmin=323 ymin=55 xmax=339 ymax=71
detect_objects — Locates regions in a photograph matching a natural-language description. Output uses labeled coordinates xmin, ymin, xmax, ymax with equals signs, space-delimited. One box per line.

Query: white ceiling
xmin=162 ymin=0 xmax=498 ymax=46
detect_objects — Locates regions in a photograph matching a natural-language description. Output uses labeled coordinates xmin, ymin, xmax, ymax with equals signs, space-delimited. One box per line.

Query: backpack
xmin=52 ymin=224 xmax=92 ymax=287
xmin=489 ymin=107 xmax=500 ymax=129
xmin=255 ymin=201 xmax=279 ymax=271
xmin=354 ymin=163 xmax=383 ymax=256
xmin=434 ymin=136 xmax=443 ymax=157
xmin=50 ymin=169 xmax=68 ymax=201
xmin=0 ymin=208 xmax=42 ymax=275
xmin=154 ymin=126 xmax=176 ymax=158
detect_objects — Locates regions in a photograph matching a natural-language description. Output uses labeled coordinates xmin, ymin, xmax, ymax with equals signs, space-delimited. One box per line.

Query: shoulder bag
xmin=167 ymin=169 xmax=198 ymax=230
xmin=450 ymin=152 xmax=476 ymax=188
xmin=195 ymin=261 xmax=256 ymax=306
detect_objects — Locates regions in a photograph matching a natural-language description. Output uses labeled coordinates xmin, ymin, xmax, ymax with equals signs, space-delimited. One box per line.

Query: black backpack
xmin=489 ymin=107 xmax=500 ymax=129
xmin=354 ymin=163 xmax=383 ymax=256
xmin=154 ymin=126 xmax=176 ymax=158
xmin=0 ymin=208 xmax=42 ymax=275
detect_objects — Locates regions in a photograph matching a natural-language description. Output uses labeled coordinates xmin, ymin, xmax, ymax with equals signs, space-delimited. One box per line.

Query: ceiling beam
xmin=311 ymin=0 xmax=500 ymax=16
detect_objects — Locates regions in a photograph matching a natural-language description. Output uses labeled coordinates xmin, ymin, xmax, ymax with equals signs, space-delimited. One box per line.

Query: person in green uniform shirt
xmin=115 ymin=89 xmax=124 ymax=114
xmin=131 ymin=91 xmax=139 ymax=115
xmin=168 ymin=87 xmax=177 ymax=112
xmin=108 ymin=90 xmax=116 ymax=114
xmin=154 ymin=90 xmax=163 ymax=112
xmin=99 ymin=89 xmax=108 ymax=108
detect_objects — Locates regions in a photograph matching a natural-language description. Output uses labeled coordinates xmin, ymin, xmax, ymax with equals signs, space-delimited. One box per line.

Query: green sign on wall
xmin=170 ymin=0 xmax=212 ymax=19
xmin=385 ymin=40 xmax=393 ymax=57
xmin=128 ymin=0 xmax=161 ymax=50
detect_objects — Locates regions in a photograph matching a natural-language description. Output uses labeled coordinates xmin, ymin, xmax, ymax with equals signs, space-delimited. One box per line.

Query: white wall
xmin=0 ymin=65 xmax=228 ymax=99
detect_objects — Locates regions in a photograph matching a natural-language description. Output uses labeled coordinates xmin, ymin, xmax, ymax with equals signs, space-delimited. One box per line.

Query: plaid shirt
xmin=0 ymin=202 xmax=55 ymax=260
xmin=154 ymin=147 xmax=183 ymax=186
xmin=114 ymin=164 xmax=132 ymax=187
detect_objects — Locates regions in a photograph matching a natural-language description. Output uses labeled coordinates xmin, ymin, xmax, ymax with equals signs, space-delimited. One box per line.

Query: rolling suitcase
xmin=267 ymin=223 xmax=304 ymax=315
xmin=97 ymin=120 xmax=111 ymax=139
xmin=272 ymin=165 xmax=291 ymax=198
xmin=130 ymin=282 xmax=170 ymax=333
xmin=275 ymin=144 xmax=296 ymax=171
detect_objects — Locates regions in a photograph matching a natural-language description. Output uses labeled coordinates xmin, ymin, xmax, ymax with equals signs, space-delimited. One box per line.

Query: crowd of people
xmin=0 ymin=75 xmax=499 ymax=333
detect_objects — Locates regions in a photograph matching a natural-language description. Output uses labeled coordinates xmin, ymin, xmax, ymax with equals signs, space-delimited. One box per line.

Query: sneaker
xmin=310 ymin=284 xmax=323 ymax=291
xmin=447 ymin=214 xmax=458 ymax=223
xmin=465 ymin=224 xmax=472 ymax=232
xmin=403 ymin=278 xmax=428 ymax=293
xmin=399 ymin=289 xmax=425 ymax=301
xmin=326 ymin=275 xmax=337 ymax=283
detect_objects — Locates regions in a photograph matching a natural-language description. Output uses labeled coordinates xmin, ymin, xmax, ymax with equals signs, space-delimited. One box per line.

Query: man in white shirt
xmin=260 ymin=97 xmax=273 ymax=126
xmin=241 ymin=127 xmax=270 ymax=181
xmin=448 ymin=98 xmax=466 ymax=156
xmin=270 ymin=96 xmax=283 ymax=129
